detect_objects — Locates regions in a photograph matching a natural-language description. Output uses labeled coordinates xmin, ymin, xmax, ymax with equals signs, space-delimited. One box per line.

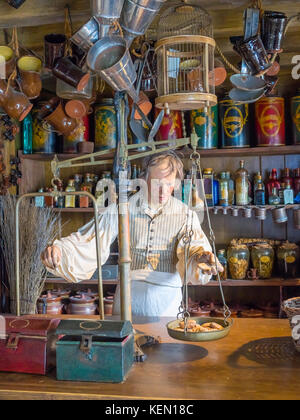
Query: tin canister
xmin=94 ymin=99 xmax=117 ymax=151
xmin=32 ymin=106 xmax=57 ymax=153
xmin=190 ymin=105 xmax=218 ymax=149
xmin=219 ymin=99 xmax=250 ymax=148
xmin=155 ymin=109 xmax=183 ymax=143
xmin=63 ymin=115 xmax=89 ymax=153
xmin=291 ymin=95 xmax=300 ymax=145
xmin=255 ymin=96 xmax=285 ymax=146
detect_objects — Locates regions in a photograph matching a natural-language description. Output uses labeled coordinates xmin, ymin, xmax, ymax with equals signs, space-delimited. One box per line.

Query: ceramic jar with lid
xmin=277 ymin=242 xmax=300 ymax=278
xmin=227 ymin=244 xmax=250 ymax=280
xmin=37 ymin=291 xmax=63 ymax=315
xmin=67 ymin=293 xmax=97 ymax=315
xmin=251 ymin=243 xmax=275 ymax=279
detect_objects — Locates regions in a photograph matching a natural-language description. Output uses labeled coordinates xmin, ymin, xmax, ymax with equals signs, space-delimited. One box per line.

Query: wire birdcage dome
xmin=155 ymin=1 xmax=217 ymax=111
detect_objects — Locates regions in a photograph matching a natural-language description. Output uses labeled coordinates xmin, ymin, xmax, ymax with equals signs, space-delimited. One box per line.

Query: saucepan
xmin=87 ymin=36 xmax=139 ymax=102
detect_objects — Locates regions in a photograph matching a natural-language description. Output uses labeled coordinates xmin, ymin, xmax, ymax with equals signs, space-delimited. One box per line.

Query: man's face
xmin=147 ymin=160 xmax=177 ymax=205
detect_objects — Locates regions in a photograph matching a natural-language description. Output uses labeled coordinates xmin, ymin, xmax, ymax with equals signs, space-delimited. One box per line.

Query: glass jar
xmin=251 ymin=243 xmax=275 ymax=279
xmin=277 ymin=242 xmax=300 ymax=278
xmin=56 ymin=74 xmax=95 ymax=100
xmin=217 ymin=249 xmax=228 ymax=281
xmin=227 ymin=244 xmax=250 ymax=280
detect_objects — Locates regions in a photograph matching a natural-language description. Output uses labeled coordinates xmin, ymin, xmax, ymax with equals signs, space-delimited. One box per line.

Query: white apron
xmin=113 ymin=269 xmax=183 ymax=317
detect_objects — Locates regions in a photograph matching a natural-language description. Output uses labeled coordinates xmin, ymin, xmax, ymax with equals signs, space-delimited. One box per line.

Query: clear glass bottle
xmin=34 ymin=188 xmax=44 ymax=207
xmin=65 ymin=179 xmax=76 ymax=208
xmin=269 ymin=187 xmax=280 ymax=205
xmin=218 ymin=172 xmax=229 ymax=207
xmin=56 ymin=182 xmax=65 ymax=208
xmin=283 ymin=181 xmax=294 ymax=204
xmin=278 ymin=183 xmax=285 ymax=204
xmin=225 ymin=171 xmax=235 ymax=205
xmin=83 ymin=173 xmax=94 ymax=206
xmin=235 ymin=160 xmax=249 ymax=206
xmin=227 ymin=244 xmax=250 ymax=280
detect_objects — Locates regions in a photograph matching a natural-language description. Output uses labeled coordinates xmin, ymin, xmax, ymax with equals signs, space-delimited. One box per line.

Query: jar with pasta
xmin=251 ymin=243 xmax=275 ymax=279
xmin=227 ymin=245 xmax=250 ymax=280
xmin=277 ymin=242 xmax=300 ymax=278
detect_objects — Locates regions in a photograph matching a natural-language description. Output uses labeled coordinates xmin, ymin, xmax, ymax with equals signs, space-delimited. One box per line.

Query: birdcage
xmin=155 ymin=2 xmax=217 ymax=111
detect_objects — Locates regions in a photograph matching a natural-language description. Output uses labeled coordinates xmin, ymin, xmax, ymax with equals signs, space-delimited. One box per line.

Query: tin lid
xmin=55 ymin=319 xmax=133 ymax=338
xmin=3 ymin=316 xmax=60 ymax=337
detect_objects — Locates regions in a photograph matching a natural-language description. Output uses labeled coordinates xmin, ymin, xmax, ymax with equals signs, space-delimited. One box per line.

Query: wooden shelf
xmin=45 ymin=277 xmax=300 ymax=287
xmin=205 ymin=278 xmax=300 ymax=287
xmin=18 ymin=145 xmax=300 ymax=162
xmin=45 ymin=277 xmax=118 ymax=285
xmin=53 ymin=208 xmax=94 ymax=213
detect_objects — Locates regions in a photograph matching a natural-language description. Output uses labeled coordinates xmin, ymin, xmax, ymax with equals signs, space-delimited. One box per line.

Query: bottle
xmin=213 ymin=175 xmax=219 ymax=206
xmin=56 ymin=182 xmax=65 ymax=208
xmin=45 ymin=187 xmax=54 ymax=208
xmin=266 ymin=169 xmax=280 ymax=198
xmin=83 ymin=173 xmax=94 ymax=206
xmin=65 ymin=179 xmax=76 ymax=208
xmin=294 ymin=168 xmax=300 ymax=196
xmin=131 ymin=164 xmax=138 ymax=180
xmin=203 ymin=168 xmax=214 ymax=207
xmin=254 ymin=183 xmax=266 ymax=206
xmin=278 ymin=183 xmax=286 ymax=204
xmin=74 ymin=174 xmax=83 ymax=207
xmin=268 ymin=187 xmax=280 ymax=205
xmin=35 ymin=188 xmax=45 ymax=207
xmin=80 ymin=185 xmax=89 ymax=208
xmin=183 ymin=170 xmax=192 ymax=205
xmin=218 ymin=172 xmax=229 ymax=207
xmin=235 ymin=160 xmax=249 ymax=206
xmin=22 ymin=113 xmax=33 ymax=154
xmin=283 ymin=181 xmax=294 ymax=204
xmin=281 ymin=168 xmax=294 ymax=189
xmin=254 ymin=172 xmax=263 ymax=193
xmin=225 ymin=171 xmax=235 ymax=205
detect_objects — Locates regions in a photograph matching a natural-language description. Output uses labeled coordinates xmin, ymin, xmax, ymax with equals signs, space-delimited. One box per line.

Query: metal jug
xmin=91 ymin=0 xmax=125 ymax=37
xmin=71 ymin=18 xmax=99 ymax=53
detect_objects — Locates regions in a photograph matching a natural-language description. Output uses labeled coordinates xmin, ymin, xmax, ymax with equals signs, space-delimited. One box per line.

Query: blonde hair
xmin=140 ymin=151 xmax=184 ymax=180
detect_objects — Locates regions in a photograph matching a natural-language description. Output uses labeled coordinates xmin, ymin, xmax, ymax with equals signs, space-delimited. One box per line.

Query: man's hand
xmin=196 ymin=251 xmax=224 ymax=276
xmin=41 ymin=245 xmax=62 ymax=270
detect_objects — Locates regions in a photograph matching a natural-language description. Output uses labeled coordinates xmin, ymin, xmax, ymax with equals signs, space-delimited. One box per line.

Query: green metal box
xmin=55 ymin=320 xmax=134 ymax=383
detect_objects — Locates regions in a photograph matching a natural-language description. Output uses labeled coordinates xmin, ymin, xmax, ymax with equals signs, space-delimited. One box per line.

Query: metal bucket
xmin=70 ymin=18 xmax=99 ymax=53
xmin=91 ymin=0 xmax=125 ymax=37
xmin=87 ymin=36 xmax=138 ymax=102
xmin=91 ymin=0 xmax=125 ymax=19
xmin=120 ymin=0 xmax=165 ymax=40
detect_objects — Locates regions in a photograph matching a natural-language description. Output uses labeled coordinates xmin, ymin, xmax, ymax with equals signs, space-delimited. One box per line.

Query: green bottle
xmin=22 ymin=113 xmax=33 ymax=154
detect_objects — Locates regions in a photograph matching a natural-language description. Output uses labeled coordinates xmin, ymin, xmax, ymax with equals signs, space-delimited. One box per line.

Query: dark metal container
xmin=32 ymin=105 xmax=57 ymax=153
xmin=190 ymin=105 xmax=218 ymax=149
xmin=255 ymin=96 xmax=285 ymax=146
xmin=219 ymin=99 xmax=250 ymax=148
xmin=291 ymin=95 xmax=300 ymax=145
xmin=94 ymin=99 xmax=117 ymax=151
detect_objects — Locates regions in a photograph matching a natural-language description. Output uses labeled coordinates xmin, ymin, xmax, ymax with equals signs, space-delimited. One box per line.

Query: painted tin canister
xmin=32 ymin=107 xmax=57 ymax=153
xmin=255 ymin=96 xmax=285 ymax=146
xmin=190 ymin=105 xmax=218 ymax=149
xmin=155 ymin=109 xmax=183 ymax=143
xmin=219 ymin=99 xmax=250 ymax=148
xmin=63 ymin=115 xmax=89 ymax=153
xmin=94 ymin=99 xmax=117 ymax=151
xmin=291 ymin=95 xmax=300 ymax=145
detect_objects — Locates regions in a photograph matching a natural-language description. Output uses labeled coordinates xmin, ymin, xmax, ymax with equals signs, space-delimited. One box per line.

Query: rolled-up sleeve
xmin=176 ymin=210 xmax=212 ymax=285
xmin=47 ymin=204 xmax=118 ymax=283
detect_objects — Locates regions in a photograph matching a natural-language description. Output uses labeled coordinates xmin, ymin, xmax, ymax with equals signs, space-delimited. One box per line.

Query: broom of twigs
xmin=0 ymin=194 xmax=58 ymax=315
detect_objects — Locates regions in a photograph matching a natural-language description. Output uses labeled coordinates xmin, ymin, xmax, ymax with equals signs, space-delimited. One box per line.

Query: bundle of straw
xmin=0 ymin=194 xmax=58 ymax=315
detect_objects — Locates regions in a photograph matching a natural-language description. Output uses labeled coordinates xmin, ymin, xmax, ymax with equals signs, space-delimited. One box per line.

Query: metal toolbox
xmin=55 ymin=319 xmax=134 ymax=383
xmin=0 ymin=316 xmax=60 ymax=375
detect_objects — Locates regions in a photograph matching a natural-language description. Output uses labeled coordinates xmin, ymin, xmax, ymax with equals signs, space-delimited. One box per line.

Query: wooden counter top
xmin=0 ymin=317 xmax=299 ymax=400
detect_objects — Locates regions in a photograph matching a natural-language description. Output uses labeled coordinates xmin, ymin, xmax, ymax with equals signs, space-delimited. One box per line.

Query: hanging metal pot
xmin=120 ymin=0 xmax=165 ymax=47
xmin=70 ymin=17 xmax=99 ymax=53
xmin=229 ymin=87 xmax=265 ymax=104
xmin=91 ymin=0 xmax=125 ymax=37
xmin=230 ymin=73 xmax=266 ymax=92
xmin=87 ymin=36 xmax=139 ymax=102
